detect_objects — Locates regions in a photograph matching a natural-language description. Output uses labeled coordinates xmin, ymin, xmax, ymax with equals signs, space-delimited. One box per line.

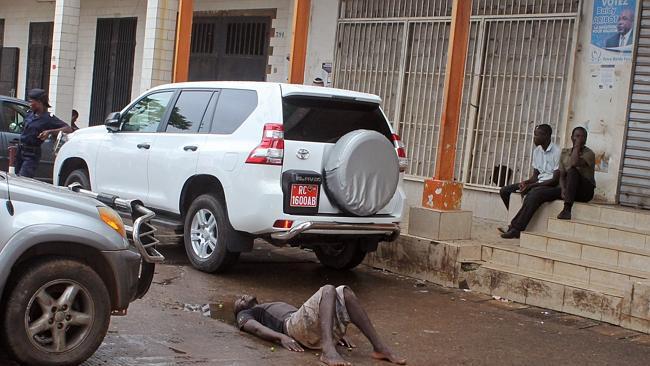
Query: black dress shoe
xmin=557 ymin=209 xmax=572 ymax=220
xmin=500 ymin=229 xmax=520 ymax=239
xmin=497 ymin=226 xmax=510 ymax=234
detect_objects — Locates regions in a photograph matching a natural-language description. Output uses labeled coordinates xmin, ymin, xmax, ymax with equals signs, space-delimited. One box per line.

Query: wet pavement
xmin=3 ymin=236 xmax=650 ymax=365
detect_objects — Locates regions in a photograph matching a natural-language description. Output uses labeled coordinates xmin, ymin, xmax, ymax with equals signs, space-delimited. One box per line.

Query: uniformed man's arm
xmin=38 ymin=114 xmax=73 ymax=140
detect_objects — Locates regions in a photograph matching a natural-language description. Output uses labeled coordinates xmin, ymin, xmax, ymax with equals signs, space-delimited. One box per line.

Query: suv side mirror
xmin=105 ymin=112 xmax=121 ymax=132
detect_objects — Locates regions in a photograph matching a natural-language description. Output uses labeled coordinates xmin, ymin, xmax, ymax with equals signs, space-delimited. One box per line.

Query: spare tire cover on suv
xmin=324 ymin=130 xmax=399 ymax=216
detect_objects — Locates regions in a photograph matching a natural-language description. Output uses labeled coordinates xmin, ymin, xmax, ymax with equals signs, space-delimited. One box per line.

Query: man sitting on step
xmin=500 ymin=124 xmax=561 ymax=239
xmin=557 ymin=127 xmax=596 ymax=220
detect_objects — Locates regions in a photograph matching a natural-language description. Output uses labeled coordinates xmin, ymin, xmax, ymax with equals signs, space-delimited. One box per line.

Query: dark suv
xmin=0 ymin=172 xmax=163 ymax=365
xmin=0 ymin=96 xmax=56 ymax=181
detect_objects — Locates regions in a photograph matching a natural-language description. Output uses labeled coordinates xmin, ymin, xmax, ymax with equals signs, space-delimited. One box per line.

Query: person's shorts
xmin=285 ymin=285 xmax=350 ymax=349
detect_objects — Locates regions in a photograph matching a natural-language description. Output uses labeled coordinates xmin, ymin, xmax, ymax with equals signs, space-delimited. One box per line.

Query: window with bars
xmin=225 ymin=22 xmax=267 ymax=56
xmin=191 ymin=22 xmax=215 ymax=54
xmin=334 ymin=0 xmax=580 ymax=189
xmin=339 ymin=0 xmax=579 ymax=18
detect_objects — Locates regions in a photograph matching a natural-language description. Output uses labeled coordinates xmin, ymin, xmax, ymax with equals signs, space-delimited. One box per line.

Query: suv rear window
xmin=210 ymin=89 xmax=257 ymax=134
xmin=282 ymin=96 xmax=392 ymax=143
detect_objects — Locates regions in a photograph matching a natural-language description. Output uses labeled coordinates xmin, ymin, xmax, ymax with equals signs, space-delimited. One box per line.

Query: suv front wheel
xmin=184 ymin=194 xmax=240 ymax=273
xmin=63 ymin=168 xmax=91 ymax=190
xmin=314 ymin=241 xmax=368 ymax=270
xmin=2 ymin=258 xmax=110 ymax=366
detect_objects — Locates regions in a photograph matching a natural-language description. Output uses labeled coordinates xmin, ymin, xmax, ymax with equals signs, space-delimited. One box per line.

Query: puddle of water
xmin=205 ymin=302 xmax=237 ymax=326
xmin=180 ymin=302 xmax=237 ymax=326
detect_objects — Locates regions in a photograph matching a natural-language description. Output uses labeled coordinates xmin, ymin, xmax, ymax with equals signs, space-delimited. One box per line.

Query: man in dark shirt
xmin=557 ymin=127 xmax=596 ymax=220
xmin=71 ymin=109 xmax=80 ymax=131
xmin=235 ymin=285 xmax=406 ymax=366
xmin=16 ymin=89 xmax=72 ymax=178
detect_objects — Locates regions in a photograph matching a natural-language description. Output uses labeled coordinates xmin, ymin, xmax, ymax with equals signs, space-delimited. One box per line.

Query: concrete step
xmin=481 ymin=243 xmax=650 ymax=292
xmin=521 ymin=231 xmax=650 ymax=274
xmin=568 ymin=203 xmax=650 ymax=232
xmin=465 ymin=261 xmax=650 ymax=333
xmin=464 ymin=262 xmax=626 ymax=326
xmin=547 ymin=217 xmax=650 ymax=251
xmin=509 ymin=196 xmax=650 ymax=233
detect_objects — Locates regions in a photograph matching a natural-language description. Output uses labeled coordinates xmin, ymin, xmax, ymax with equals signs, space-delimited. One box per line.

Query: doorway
xmin=189 ymin=16 xmax=271 ymax=81
xmin=89 ymin=17 xmax=137 ymax=126
xmin=25 ymin=22 xmax=53 ymax=97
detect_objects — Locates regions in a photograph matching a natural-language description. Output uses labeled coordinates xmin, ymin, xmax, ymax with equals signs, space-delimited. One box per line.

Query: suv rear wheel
xmin=2 ymin=258 xmax=110 ymax=366
xmin=183 ymin=194 xmax=240 ymax=273
xmin=314 ymin=241 xmax=367 ymax=270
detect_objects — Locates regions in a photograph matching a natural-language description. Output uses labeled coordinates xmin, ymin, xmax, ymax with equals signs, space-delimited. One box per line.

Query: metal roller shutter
xmin=621 ymin=0 xmax=650 ymax=208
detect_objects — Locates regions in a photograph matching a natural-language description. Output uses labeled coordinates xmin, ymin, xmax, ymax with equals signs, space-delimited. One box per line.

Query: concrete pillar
xmin=420 ymin=0 xmax=473 ymax=212
xmin=173 ymin=0 xmax=193 ymax=82
xmin=409 ymin=0 xmax=473 ymax=240
xmin=140 ymin=0 xmax=178 ymax=94
xmin=49 ymin=0 xmax=80 ymax=120
xmin=289 ymin=0 xmax=311 ymax=84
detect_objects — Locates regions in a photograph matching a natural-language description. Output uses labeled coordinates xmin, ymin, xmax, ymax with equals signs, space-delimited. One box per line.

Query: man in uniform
xmin=16 ymin=89 xmax=73 ymax=178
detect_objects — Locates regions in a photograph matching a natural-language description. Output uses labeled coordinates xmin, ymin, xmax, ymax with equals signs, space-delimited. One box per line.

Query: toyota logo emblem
xmin=296 ymin=149 xmax=310 ymax=160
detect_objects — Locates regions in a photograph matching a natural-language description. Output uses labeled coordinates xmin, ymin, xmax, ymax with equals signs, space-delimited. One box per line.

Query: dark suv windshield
xmin=282 ymin=96 xmax=392 ymax=143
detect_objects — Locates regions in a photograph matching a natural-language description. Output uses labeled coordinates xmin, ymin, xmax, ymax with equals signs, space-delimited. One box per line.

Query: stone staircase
xmin=466 ymin=199 xmax=650 ymax=334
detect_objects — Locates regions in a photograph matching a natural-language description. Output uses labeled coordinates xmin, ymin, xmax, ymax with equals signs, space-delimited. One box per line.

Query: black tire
xmin=314 ymin=241 xmax=367 ymax=270
xmin=183 ymin=194 xmax=240 ymax=273
xmin=63 ymin=168 xmax=90 ymax=190
xmin=2 ymin=258 xmax=110 ymax=366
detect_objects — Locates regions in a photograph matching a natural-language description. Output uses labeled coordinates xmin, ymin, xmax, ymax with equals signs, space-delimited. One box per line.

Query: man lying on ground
xmin=234 ymin=285 xmax=406 ymax=366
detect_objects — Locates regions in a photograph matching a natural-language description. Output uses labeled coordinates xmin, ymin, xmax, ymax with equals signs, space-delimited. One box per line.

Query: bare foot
xmin=372 ymin=350 xmax=407 ymax=365
xmin=320 ymin=350 xmax=351 ymax=366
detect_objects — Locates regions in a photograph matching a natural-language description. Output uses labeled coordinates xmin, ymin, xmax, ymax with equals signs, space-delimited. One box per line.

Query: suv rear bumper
xmin=271 ymin=222 xmax=400 ymax=242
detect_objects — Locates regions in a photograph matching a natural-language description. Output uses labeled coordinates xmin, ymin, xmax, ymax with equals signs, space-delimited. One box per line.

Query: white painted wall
xmin=194 ymin=0 xmax=293 ymax=83
xmin=304 ymin=0 xmax=338 ymax=86
xmin=140 ymin=0 xmax=178 ymax=94
xmin=73 ymin=0 xmax=148 ymax=127
xmin=0 ymin=0 xmax=56 ymax=100
xmin=49 ymin=0 xmax=80 ymax=120
xmin=0 ymin=0 xmax=149 ymax=127
xmin=565 ymin=0 xmax=637 ymax=203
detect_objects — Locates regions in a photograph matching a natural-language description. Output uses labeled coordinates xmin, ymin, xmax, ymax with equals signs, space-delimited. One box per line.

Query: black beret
xmin=28 ymin=88 xmax=47 ymax=100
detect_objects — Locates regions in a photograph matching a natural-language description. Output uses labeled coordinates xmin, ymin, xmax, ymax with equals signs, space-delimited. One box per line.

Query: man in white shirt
xmin=605 ymin=8 xmax=634 ymax=49
xmin=499 ymin=124 xmax=561 ymax=239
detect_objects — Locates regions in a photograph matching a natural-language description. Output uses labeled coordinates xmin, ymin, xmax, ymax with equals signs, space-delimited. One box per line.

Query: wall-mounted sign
xmin=590 ymin=0 xmax=637 ymax=64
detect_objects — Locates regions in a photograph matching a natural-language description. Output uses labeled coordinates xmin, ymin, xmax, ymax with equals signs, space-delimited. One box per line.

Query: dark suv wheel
xmin=2 ymin=258 xmax=110 ymax=366
xmin=63 ymin=168 xmax=91 ymax=190
xmin=183 ymin=194 xmax=240 ymax=273
xmin=314 ymin=241 xmax=367 ymax=270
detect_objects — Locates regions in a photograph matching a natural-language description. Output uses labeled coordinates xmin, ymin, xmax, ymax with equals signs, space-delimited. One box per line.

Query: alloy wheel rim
xmin=25 ymin=279 xmax=95 ymax=354
xmin=191 ymin=209 xmax=218 ymax=259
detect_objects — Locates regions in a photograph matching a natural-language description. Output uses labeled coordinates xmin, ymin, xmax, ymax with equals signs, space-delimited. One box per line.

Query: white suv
xmin=54 ymin=82 xmax=407 ymax=272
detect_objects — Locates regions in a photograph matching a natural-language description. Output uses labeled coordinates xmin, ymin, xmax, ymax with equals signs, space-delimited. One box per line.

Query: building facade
xmin=0 ymin=0 xmax=647 ymax=219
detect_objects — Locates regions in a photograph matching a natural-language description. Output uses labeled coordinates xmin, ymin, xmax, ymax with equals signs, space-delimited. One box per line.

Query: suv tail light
xmin=392 ymin=134 xmax=408 ymax=173
xmin=246 ymin=123 xmax=284 ymax=165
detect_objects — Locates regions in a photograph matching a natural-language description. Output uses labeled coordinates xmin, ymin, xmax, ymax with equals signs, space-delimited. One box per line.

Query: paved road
xmin=3 ymin=237 xmax=650 ymax=365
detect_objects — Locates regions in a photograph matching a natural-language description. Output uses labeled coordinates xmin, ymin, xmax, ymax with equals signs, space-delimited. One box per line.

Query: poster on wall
xmin=590 ymin=0 xmax=637 ymax=64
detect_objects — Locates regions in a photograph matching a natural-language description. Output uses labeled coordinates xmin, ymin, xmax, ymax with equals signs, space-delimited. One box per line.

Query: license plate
xmin=290 ymin=184 xmax=319 ymax=208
